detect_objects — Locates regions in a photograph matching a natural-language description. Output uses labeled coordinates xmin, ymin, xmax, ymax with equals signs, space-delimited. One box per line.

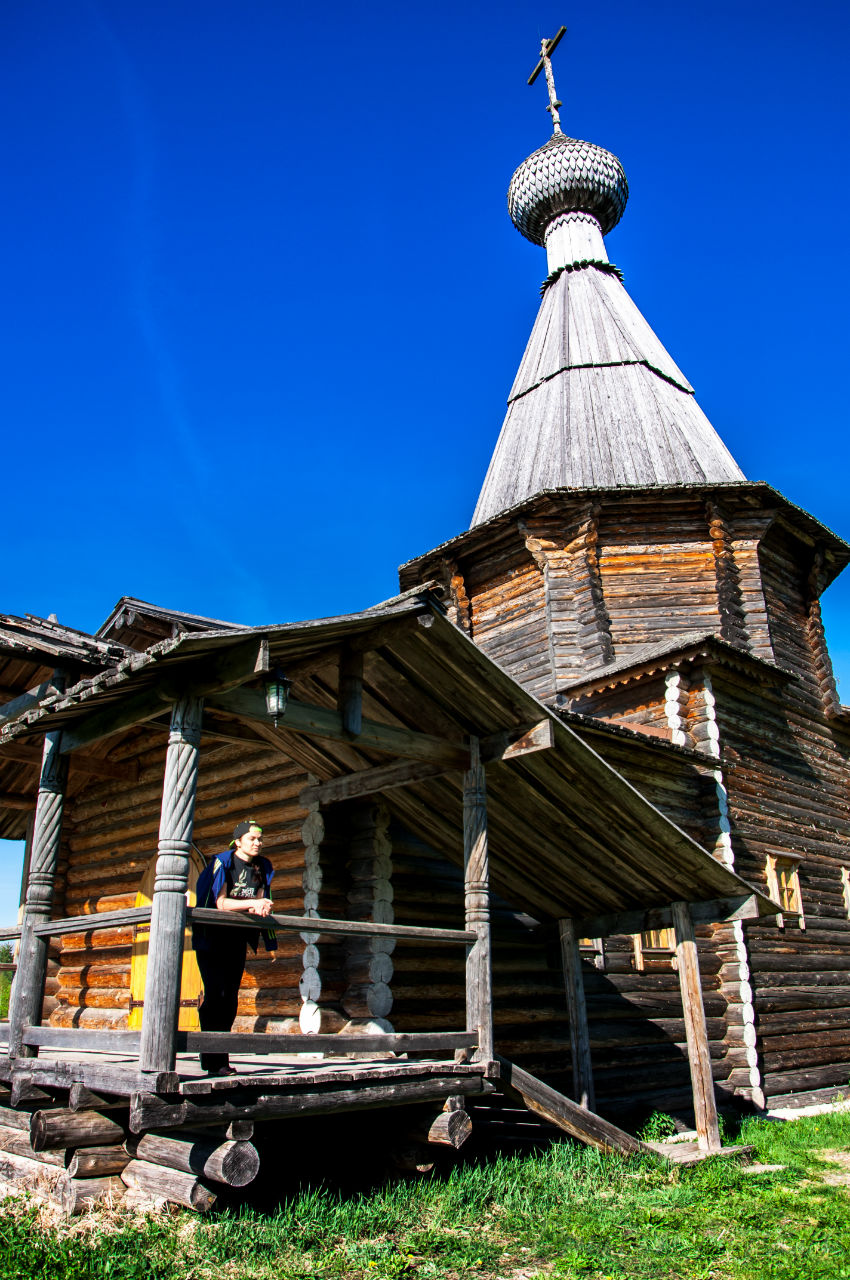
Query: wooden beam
xmin=480 ymin=718 xmax=554 ymax=762
xmin=208 ymin=687 xmax=469 ymax=768
xmin=558 ymin=918 xmax=595 ymax=1111
xmin=131 ymin=1076 xmax=492 ymax=1133
xmin=671 ymin=900 xmax=721 ymax=1154
xmin=574 ymin=894 xmax=763 ymax=940
xmin=23 ymin=1027 xmax=477 ymax=1057
xmin=0 ymin=683 xmax=56 ymax=725
xmin=338 ymin=648 xmax=363 ymax=737
xmin=139 ymin=697 xmax=203 ymax=1075
xmin=0 ymin=794 xmax=33 ymax=811
xmin=58 ymin=687 xmax=171 ymax=753
xmin=299 ymin=758 xmax=451 ymax=807
xmin=464 ymin=737 xmax=493 ymax=1062
xmin=494 ymin=1056 xmax=646 ymax=1156
xmin=0 ymin=743 xmax=139 ymax=782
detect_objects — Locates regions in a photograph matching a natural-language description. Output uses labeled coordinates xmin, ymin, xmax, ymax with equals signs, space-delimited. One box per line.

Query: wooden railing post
xmin=8 ymin=713 xmax=68 ymax=1058
xmin=139 ymin=697 xmax=203 ymax=1075
xmin=671 ymin=899 xmax=721 ymax=1153
xmin=558 ymin=918 xmax=595 ymax=1110
xmin=463 ymin=736 xmax=493 ymax=1062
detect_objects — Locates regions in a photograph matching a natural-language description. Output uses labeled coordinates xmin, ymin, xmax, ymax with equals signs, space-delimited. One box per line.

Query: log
xmin=127 ymin=1133 xmax=260 ymax=1187
xmin=59 ymin=1172 xmax=126 ymax=1215
xmin=672 ymin=901 xmax=721 ymax=1154
xmin=30 ymin=1108 xmax=125 ymax=1152
xmin=0 ymin=1124 xmax=65 ymax=1166
xmin=0 ymin=1146 xmax=65 ymax=1193
xmin=66 ymin=1145 xmax=130 ymax=1178
xmin=417 ymin=1109 xmax=472 ymax=1149
xmin=120 ymin=1159 xmax=217 ymax=1212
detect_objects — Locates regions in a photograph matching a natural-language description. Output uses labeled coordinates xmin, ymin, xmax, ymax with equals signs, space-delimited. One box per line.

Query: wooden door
xmin=128 ymin=849 xmax=204 ymax=1031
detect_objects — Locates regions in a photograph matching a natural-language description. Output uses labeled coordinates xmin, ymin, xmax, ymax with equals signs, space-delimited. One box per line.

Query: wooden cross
xmin=528 ymin=26 xmax=567 ymax=133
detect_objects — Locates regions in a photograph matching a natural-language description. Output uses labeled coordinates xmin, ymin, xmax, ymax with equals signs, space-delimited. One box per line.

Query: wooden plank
xmin=208 ymin=687 xmax=469 ymax=768
xmin=558 ymin=918 xmax=595 ymax=1111
xmin=14 ymin=1059 xmax=177 ymax=1095
xmin=464 ymin=737 xmax=493 ymax=1062
xmin=574 ymin=894 xmax=763 ymax=940
xmin=140 ymin=697 xmax=204 ymax=1075
xmin=671 ymin=900 xmax=721 ymax=1154
xmin=300 ymin=758 xmax=452 ymax=807
xmin=188 ymin=906 xmax=475 ymax=944
xmin=494 ymin=1057 xmax=646 ymax=1156
xmin=131 ymin=1075 xmax=493 ymax=1132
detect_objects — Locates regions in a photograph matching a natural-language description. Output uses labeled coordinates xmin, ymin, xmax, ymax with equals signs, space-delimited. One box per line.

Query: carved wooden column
xmin=139 ymin=696 xmax=203 ymax=1075
xmin=671 ymin=900 xmax=721 ymax=1153
xmin=558 ymin=918 xmax=595 ymax=1110
xmin=463 ymin=737 xmax=493 ymax=1062
xmin=8 ymin=718 xmax=68 ymax=1058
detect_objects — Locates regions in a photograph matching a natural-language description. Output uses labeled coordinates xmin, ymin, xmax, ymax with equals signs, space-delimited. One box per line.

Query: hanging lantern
xmin=264 ymin=668 xmax=292 ymax=728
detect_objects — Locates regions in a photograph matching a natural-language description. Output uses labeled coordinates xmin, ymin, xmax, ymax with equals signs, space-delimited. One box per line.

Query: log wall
xmin=50 ymin=731 xmax=310 ymax=1033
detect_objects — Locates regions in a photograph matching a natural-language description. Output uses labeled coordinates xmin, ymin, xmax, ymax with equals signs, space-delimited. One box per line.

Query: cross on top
xmin=528 ymin=26 xmax=567 ymax=134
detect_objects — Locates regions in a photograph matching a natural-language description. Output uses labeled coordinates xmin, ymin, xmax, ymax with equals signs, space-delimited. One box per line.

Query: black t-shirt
xmin=225 ymin=857 xmax=265 ymax=902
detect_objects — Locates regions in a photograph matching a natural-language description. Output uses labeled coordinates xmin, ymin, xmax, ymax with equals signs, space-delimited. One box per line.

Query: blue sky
xmin=2 ymin=0 xmax=849 ymax=916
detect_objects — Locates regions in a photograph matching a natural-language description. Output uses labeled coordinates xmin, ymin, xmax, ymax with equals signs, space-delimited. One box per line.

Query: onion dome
xmin=508 ymin=132 xmax=629 ymax=245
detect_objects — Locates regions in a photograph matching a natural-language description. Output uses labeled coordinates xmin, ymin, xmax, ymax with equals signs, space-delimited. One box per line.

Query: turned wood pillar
xmin=558 ymin=918 xmax=595 ymax=1110
xmin=139 ymin=696 xmax=203 ymax=1075
xmin=8 ymin=714 xmax=68 ymax=1058
xmin=463 ymin=737 xmax=493 ymax=1062
xmin=672 ymin=900 xmax=721 ymax=1153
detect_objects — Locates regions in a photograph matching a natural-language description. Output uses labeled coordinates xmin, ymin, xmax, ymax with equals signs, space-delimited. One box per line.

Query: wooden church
xmin=0 ymin=32 xmax=847 ymax=1212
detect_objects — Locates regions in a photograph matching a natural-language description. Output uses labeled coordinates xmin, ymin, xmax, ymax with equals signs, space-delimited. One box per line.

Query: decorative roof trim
xmin=540 ymin=259 xmax=623 ymax=297
xmin=563 ymin=632 xmax=793 ymax=700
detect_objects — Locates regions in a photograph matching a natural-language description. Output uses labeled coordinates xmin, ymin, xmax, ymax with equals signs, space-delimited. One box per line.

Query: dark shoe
xmin=208 ymin=1066 xmax=237 ymax=1077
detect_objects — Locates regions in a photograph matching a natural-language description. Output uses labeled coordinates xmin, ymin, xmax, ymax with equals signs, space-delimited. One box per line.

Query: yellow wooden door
xmin=128 ymin=849 xmax=204 ymax=1031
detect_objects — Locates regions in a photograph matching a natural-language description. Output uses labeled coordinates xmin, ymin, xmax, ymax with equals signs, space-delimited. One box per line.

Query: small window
xmin=633 ymin=928 xmax=675 ymax=971
xmin=766 ymin=853 xmax=805 ymax=930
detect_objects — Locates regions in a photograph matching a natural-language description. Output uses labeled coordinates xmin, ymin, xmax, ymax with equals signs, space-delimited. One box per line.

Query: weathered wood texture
xmin=401 ymin=485 xmax=850 ymax=1110
xmin=126 ymin=1133 xmax=259 ymax=1187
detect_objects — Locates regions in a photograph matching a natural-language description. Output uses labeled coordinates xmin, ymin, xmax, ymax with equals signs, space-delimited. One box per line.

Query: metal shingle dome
xmin=508 ymin=132 xmax=629 ymax=244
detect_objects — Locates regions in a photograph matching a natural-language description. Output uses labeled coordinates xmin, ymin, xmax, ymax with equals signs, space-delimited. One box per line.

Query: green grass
xmin=2 ymin=1108 xmax=850 ymax=1279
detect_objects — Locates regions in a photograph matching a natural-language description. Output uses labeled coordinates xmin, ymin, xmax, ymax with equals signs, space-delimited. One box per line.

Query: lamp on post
xmin=264 ymin=668 xmax=292 ymax=728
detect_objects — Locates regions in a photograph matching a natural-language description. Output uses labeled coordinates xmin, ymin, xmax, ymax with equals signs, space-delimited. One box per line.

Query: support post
xmin=463 ymin=737 xmax=492 ymax=1062
xmin=8 ymin=708 xmax=68 ymax=1058
xmin=558 ymin=918 xmax=595 ymax=1110
xmin=338 ymin=648 xmax=363 ymax=738
xmin=139 ymin=697 xmax=203 ymax=1075
xmin=671 ymin=899 xmax=721 ymax=1153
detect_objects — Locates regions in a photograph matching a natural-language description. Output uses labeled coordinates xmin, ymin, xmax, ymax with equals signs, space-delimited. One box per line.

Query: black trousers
xmin=196 ymin=939 xmax=247 ymax=1071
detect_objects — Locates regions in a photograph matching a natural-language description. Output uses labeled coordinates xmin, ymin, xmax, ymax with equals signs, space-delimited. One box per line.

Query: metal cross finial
xmin=528 ymin=26 xmax=567 ymax=134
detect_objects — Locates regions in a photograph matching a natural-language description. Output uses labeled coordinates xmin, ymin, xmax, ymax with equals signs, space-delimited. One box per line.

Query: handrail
xmin=0 ymin=927 xmax=21 ymax=942
xmin=21 ymin=1026 xmax=477 ymax=1057
xmin=25 ymin=906 xmax=474 ymax=945
xmin=188 ymin=907 xmax=475 ymax=944
xmin=31 ymin=907 xmax=152 ymax=937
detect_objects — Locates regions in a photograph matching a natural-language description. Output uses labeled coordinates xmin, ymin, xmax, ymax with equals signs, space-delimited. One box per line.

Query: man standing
xmin=193 ymin=820 xmax=276 ymax=1075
